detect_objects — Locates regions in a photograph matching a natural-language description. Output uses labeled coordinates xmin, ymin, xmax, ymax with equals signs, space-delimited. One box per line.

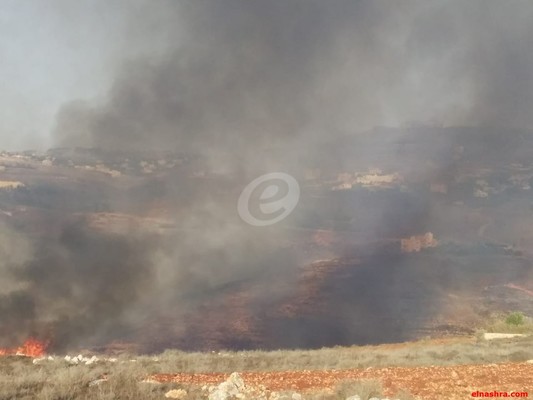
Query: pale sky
xmin=0 ymin=0 xmax=139 ymax=150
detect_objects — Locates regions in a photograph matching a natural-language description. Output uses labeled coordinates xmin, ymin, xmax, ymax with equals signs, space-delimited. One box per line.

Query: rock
xmin=292 ymin=394 xmax=302 ymax=400
xmin=209 ymin=372 xmax=246 ymax=400
xmin=269 ymin=393 xmax=293 ymax=400
xmin=451 ymin=370 xmax=459 ymax=379
xmin=65 ymin=355 xmax=79 ymax=365
xmin=209 ymin=390 xmax=228 ymax=400
xmin=483 ymin=333 xmax=526 ymax=340
xmin=526 ymin=360 xmax=533 ymax=364
xmin=345 ymin=396 xmax=361 ymax=400
xmin=206 ymin=372 xmax=290 ymax=400
xmin=228 ymin=372 xmax=245 ymax=390
xmin=85 ymin=355 xmax=98 ymax=365
xmin=165 ymin=389 xmax=188 ymax=399
xmin=88 ymin=378 xmax=108 ymax=387
xmin=65 ymin=354 xmax=100 ymax=365
xmin=140 ymin=379 xmax=161 ymax=385
xmin=33 ymin=356 xmax=54 ymax=365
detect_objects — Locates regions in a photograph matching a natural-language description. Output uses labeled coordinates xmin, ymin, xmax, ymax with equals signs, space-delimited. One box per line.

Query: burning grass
xmin=0 ymin=339 xmax=48 ymax=358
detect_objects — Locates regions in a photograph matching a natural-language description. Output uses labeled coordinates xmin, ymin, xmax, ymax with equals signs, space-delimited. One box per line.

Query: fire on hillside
xmin=0 ymin=338 xmax=48 ymax=358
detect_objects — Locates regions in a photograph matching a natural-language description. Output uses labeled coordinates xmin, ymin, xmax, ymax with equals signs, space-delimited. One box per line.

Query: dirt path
xmin=152 ymin=362 xmax=533 ymax=399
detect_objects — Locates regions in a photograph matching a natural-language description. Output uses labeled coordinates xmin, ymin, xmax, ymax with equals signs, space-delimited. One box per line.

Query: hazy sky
xmin=0 ymin=0 xmax=160 ymax=150
xmin=2 ymin=1 xmax=533 ymax=151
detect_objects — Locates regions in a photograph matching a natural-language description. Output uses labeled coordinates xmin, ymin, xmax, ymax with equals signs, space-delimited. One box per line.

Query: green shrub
xmin=506 ymin=312 xmax=525 ymax=326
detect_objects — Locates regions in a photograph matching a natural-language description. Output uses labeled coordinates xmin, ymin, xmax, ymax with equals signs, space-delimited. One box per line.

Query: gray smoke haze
xmin=1 ymin=223 xmax=155 ymax=348
xmin=53 ymin=0 xmax=533 ymax=157
xmin=2 ymin=0 xmax=533 ymax=351
xmin=0 ymin=192 xmax=300 ymax=350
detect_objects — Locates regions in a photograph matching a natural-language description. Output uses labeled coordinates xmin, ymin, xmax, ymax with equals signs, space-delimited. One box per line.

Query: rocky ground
xmin=154 ymin=362 xmax=533 ymax=400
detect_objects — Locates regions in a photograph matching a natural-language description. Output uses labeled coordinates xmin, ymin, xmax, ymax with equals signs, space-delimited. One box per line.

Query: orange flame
xmin=0 ymin=338 xmax=48 ymax=358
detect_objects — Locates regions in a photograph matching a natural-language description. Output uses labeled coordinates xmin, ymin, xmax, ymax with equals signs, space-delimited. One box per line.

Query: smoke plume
xmin=2 ymin=0 xmax=533 ymax=351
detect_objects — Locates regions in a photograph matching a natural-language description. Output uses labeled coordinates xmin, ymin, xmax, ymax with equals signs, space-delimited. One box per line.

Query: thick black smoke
xmin=54 ymin=1 xmax=533 ymax=155
xmin=0 ymin=219 xmax=159 ymax=349
xmin=0 ymin=199 xmax=300 ymax=351
xmin=3 ymin=0 xmax=533 ymax=351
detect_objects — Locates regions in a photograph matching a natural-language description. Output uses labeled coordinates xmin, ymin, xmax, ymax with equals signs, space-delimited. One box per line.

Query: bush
xmin=506 ymin=312 xmax=525 ymax=326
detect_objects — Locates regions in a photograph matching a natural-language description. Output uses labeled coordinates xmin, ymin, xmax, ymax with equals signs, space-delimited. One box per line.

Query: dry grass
xmin=148 ymin=335 xmax=533 ymax=373
xmin=0 ymin=356 xmax=197 ymax=400
xmin=305 ymin=380 xmax=383 ymax=400
xmin=483 ymin=312 xmax=533 ymax=335
xmin=0 ymin=335 xmax=531 ymax=399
